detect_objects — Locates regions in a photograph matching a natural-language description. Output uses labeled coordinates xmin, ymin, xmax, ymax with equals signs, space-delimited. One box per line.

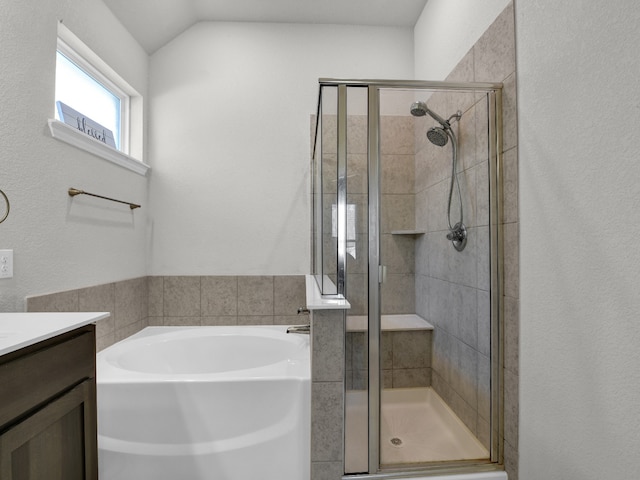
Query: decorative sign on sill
xmin=56 ymin=102 xmax=116 ymax=149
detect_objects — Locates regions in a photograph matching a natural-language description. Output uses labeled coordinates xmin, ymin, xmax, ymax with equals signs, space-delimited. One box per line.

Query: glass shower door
xmin=376 ymin=85 xmax=496 ymax=471
xmin=314 ymin=79 xmax=503 ymax=477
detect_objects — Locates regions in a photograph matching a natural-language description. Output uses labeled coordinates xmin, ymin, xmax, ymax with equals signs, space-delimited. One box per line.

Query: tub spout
xmin=287 ymin=325 xmax=310 ymax=334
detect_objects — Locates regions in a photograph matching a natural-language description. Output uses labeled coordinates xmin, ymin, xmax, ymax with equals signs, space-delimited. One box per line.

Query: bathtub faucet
xmin=286 ymin=325 xmax=310 ymax=334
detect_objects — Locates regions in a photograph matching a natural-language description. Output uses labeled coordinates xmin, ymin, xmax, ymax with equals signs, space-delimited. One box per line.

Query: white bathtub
xmin=97 ymin=326 xmax=310 ymax=480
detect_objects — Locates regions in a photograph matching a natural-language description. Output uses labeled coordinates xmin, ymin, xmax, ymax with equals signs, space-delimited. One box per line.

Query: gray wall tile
xmin=393 ymin=368 xmax=431 ymax=388
xmin=504 ymin=296 xmax=519 ymax=375
xmin=78 ymin=282 xmax=114 ymax=312
xmin=502 ymin=72 xmax=518 ymax=152
xmin=347 ymin=153 xmax=368 ymax=194
xmin=382 ymin=234 xmax=415 ymax=274
xmin=504 ymin=438 xmax=519 ymax=480
xmin=474 ymin=2 xmax=516 ymax=83
xmin=115 ymin=277 xmax=148 ymax=330
xmin=312 ymin=310 xmax=344 ymax=382
xmin=503 ymin=223 xmax=519 ymax=299
xmin=347 ymin=115 xmax=367 ymax=154
xmin=380 ymin=116 xmax=414 ymax=155
xmin=274 ymin=275 xmax=305 ymax=316
xmin=274 ymin=315 xmax=307 ymax=326
xmin=504 ymin=368 xmax=519 ymax=451
xmin=477 ymin=290 xmax=491 ymax=356
xmin=503 ymin=147 xmax=518 ymax=224
xmin=476 ymin=161 xmax=490 ymax=227
xmin=311 ymin=382 xmax=344 ymax=462
xmin=381 ymin=194 xmax=415 ymax=233
xmin=95 ymin=314 xmax=115 ymax=339
xmin=381 ymin=274 xmax=415 ymax=314
xmin=201 ymin=316 xmax=238 ymax=326
xmin=163 ymin=316 xmax=200 ymax=326
xmin=96 ymin=332 xmax=116 ymax=351
xmin=457 ymin=109 xmax=478 ymax=175
xmin=201 ymin=276 xmax=237 ymax=315
xmin=148 ymin=276 xmax=164 ymax=317
xmin=392 ymin=331 xmax=429 ymax=368
xmin=477 ymin=353 xmax=491 ymax=422
xmin=311 ymin=461 xmax=343 ymax=480
xmin=115 ymin=317 xmax=147 ymax=343
xmin=381 ymin=154 xmax=415 ymax=194
xmin=238 ymin=276 xmax=273 ymax=316
xmin=238 ymin=315 xmax=272 ymax=325
xmin=445 ymin=48 xmax=477 ymax=113
xmin=26 ymin=290 xmax=79 ymax=312
xmin=164 ymin=276 xmax=200 ymax=317
xmin=78 ymin=283 xmax=115 ymax=341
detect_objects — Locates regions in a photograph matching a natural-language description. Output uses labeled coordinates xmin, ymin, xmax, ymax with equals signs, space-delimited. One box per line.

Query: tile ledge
xmin=305 ymin=275 xmax=351 ymax=310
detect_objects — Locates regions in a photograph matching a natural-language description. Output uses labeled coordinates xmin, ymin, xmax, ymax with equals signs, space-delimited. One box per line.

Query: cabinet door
xmin=0 ymin=380 xmax=97 ymax=480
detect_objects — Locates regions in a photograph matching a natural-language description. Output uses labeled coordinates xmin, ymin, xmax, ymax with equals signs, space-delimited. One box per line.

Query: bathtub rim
xmin=97 ymin=325 xmax=310 ymax=383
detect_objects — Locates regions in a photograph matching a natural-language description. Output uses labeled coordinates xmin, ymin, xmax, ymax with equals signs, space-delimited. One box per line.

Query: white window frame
xmin=49 ymin=23 xmax=149 ymax=176
xmin=56 ymin=38 xmax=130 ymax=153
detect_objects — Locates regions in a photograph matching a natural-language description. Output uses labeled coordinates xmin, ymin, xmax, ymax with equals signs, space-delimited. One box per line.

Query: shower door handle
xmin=378 ymin=265 xmax=387 ymax=284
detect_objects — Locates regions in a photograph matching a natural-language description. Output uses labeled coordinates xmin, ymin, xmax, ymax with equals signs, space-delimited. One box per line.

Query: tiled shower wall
xmin=415 ymin=2 xmax=518 ymax=475
xmin=320 ymin=112 xmax=426 ymax=391
xmin=26 ymin=275 xmax=307 ymax=351
xmin=318 ymin=114 xmax=417 ymax=317
xmin=414 ymin=77 xmax=494 ymax=447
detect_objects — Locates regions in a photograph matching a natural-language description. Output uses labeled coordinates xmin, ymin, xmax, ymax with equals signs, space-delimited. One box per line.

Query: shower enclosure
xmin=311 ymin=79 xmax=503 ymax=477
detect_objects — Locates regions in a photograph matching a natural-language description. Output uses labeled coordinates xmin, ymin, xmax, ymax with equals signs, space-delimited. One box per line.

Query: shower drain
xmin=389 ymin=437 xmax=403 ymax=447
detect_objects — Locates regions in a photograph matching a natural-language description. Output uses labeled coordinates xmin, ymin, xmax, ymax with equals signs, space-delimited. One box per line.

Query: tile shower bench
xmin=346 ymin=314 xmax=434 ymax=390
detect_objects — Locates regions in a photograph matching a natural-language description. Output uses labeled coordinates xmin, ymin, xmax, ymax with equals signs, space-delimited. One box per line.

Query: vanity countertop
xmin=0 ymin=312 xmax=109 ymax=357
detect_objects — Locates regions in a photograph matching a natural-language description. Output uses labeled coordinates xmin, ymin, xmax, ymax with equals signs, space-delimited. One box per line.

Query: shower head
xmin=409 ymin=101 xmax=448 ymax=127
xmin=426 ymin=127 xmax=449 ymax=147
xmin=409 ymin=101 xmax=428 ymax=117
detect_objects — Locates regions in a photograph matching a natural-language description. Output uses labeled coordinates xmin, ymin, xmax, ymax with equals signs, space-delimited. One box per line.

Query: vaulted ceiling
xmin=102 ymin=0 xmax=428 ymax=54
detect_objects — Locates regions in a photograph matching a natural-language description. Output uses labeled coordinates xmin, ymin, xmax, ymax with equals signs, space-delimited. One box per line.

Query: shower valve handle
xmin=447 ymin=222 xmax=468 ymax=252
xmin=447 ymin=229 xmax=464 ymax=241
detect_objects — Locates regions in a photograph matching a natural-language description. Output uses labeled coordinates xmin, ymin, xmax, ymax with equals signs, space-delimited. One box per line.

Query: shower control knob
xmin=447 ymin=222 xmax=468 ymax=252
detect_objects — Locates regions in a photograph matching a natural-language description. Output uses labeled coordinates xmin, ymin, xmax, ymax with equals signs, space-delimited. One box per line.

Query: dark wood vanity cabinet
xmin=0 ymin=325 xmax=97 ymax=480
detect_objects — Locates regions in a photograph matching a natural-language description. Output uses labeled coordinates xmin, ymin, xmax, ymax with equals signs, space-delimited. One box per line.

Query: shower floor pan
xmin=345 ymin=387 xmax=489 ymax=472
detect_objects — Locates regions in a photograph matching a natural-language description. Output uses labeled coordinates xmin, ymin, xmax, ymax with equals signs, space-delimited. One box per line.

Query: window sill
xmin=48 ymin=119 xmax=150 ymax=176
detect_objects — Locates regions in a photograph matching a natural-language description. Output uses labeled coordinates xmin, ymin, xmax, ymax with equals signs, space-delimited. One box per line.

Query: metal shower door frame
xmin=318 ymin=78 xmax=504 ymax=477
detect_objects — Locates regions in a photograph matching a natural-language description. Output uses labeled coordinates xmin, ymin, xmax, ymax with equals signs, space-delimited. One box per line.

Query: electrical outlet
xmin=0 ymin=250 xmax=13 ymax=279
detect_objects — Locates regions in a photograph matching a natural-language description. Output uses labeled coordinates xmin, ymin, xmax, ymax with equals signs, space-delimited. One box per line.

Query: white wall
xmin=414 ymin=0 xmax=510 ymax=80
xmin=516 ymin=1 xmax=640 ymax=478
xmin=0 ymin=0 xmax=149 ymax=311
xmin=148 ymin=22 xmax=414 ymax=275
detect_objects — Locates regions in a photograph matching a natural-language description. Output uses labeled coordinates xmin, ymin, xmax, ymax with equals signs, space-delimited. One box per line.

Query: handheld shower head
xmin=410 ymin=101 xmax=466 ymax=251
xmin=409 ymin=101 xmax=448 ymax=127
xmin=409 ymin=101 xmax=428 ymax=117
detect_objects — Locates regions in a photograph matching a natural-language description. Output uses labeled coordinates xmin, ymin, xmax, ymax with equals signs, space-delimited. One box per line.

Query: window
xmin=55 ymin=46 xmax=125 ymax=150
xmin=49 ymin=23 xmax=149 ymax=175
